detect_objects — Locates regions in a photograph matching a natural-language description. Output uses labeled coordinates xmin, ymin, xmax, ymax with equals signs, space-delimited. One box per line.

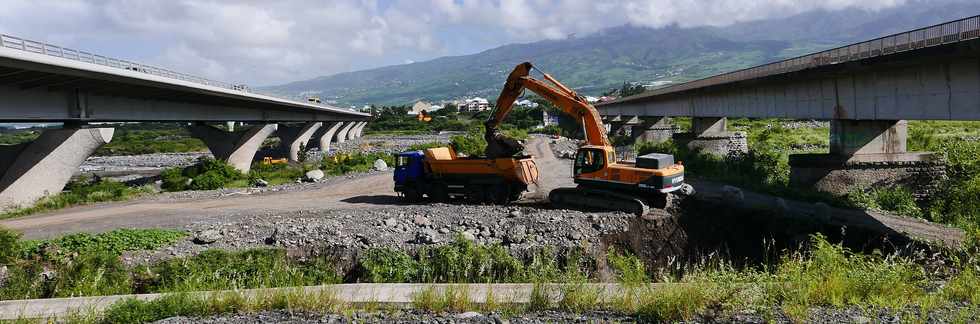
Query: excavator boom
xmin=485 ymin=62 xmax=609 ymax=158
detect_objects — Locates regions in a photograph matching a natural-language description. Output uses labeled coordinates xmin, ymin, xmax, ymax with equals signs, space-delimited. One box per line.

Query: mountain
xmin=267 ymin=1 xmax=980 ymax=106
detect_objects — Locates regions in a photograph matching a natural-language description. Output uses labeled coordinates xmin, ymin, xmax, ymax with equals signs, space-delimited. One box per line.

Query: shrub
xmin=18 ymin=228 xmax=187 ymax=258
xmin=0 ymin=227 xmax=19 ymax=264
xmin=161 ymin=158 xmax=243 ymax=192
xmin=321 ymin=152 xmax=393 ymax=176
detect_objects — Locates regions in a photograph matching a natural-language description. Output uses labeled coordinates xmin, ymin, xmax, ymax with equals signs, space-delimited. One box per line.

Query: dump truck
xmin=393 ymin=146 xmax=538 ymax=203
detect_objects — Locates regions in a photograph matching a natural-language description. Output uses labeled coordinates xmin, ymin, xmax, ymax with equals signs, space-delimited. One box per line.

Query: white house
xmin=464 ymin=97 xmax=490 ymax=112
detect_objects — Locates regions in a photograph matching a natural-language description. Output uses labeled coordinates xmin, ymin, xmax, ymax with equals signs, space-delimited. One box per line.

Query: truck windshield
xmin=396 ymin=156 xmax=412 ymax=167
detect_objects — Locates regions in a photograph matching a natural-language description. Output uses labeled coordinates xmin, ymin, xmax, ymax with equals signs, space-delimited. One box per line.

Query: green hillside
xmin=266 ymin=1 xmax=980 ymax=106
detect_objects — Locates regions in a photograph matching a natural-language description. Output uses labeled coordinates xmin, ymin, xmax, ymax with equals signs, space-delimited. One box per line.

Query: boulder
xmin=413 ymin=215 xmax=432 ymax=227
xmin=508 ymin=210 xmax=522 ymax=218
xmin=373 ymin=159 xmax=389 ymax=171
xmin=304 ymin=169 xmax=325 ymax=182
xmin=505 ymin=225 xmax=527 ymax=244
xmin=194 ymin=229 xmax=222 ymax=244
xmin=384 ymin=218 xmax=398 ymax=227
xmin=415 ymin=229 xmax=440 ymax=244
xmin=254 ymin=179 xmax=270 ymax=187
xmin=460 ymin=230 xmax=477 ymax=241
xmin=457 ymin=312 xmax=483 ymax=319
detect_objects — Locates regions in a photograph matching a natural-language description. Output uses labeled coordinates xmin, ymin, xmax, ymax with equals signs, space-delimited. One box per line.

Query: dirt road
xmin=1 ymin=137 xmax=569 ymax=239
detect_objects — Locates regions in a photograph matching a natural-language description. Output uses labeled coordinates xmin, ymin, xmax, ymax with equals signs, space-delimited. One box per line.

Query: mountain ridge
xmin=267 ymin=1 xmax=980 ymax=106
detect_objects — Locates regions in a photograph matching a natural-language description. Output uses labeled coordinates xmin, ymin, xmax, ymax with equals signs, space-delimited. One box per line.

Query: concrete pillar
xmin=310 ymin=121 xmax=343 ymax=152
xmin=354 ymin=122 xmax=368 ymax=138
xmin=631 ymin=117 xmax=677 ymax=143
xmin=335 ymin=122 xmax=355 ymax=144
xmin=189 ymin=123 xmax=277 ymax=173
xmin=607 ymin=116 xmax=628 ymax=137
xmin=0 ymin=128 xmax=114 ymax=209
xmin=789 ymin=120 xmax=943 ymax=197
xmin=276 ymin=122 xmax=322 ymax=162
xmin=344 ymin=122 xmax=361 ymax=142
xmin=673 ymin=117 xmax=747 ymax=156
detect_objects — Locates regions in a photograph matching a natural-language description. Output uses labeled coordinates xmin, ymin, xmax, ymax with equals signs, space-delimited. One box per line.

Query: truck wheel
xmin=403 ymin=189 xmax=422 ymax=202
xmin=429 ymin=184 xmax=449 ymax=202
xmin=488 ymin=184 xmax=510 ymax=205
xmin=466 ymin=186 xmax=486 ymax=204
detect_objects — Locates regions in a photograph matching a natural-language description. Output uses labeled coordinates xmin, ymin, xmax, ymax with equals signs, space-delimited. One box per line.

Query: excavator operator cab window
xmin=574 ymin=149 xmax=605 ymax=176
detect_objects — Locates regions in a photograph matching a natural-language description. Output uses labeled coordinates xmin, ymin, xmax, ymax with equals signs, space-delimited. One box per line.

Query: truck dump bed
xmin=424 ymin=147 xmax=539 ymax=186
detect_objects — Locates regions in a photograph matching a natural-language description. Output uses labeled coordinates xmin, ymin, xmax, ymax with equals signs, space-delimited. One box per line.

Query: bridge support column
xmin=276 ymin=122 xmax=322 ymax=162
xmin=631 ymin=117 xmax=677 ymax=143
xmin=335 ymin=122 xmax=355 ymax=144
xmin=0 ymin=127 xmax=114 ymax=209
xmin=789 ymin=120 xmax=944 ymax=197
xmin=345 ymin=122 xmax=363 ymax=142
xmin=310 ymin=122 xmax=343 ymax=153
xmin=189 ymin=123 xmax=277 ymax=173
xmin=353 ymin=121 xmax=368 ymax=138
xmin=673 ymin=117 xmax=747 ymax=156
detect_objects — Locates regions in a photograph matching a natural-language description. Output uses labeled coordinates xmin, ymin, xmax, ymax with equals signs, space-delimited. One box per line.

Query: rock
xmin=254 ymin=179 xmax=269 ymax=187
xmin=194 ymin=229 xmax=222 ymax=244
xmin=40 ymin=269 xmax=57 ymax=280
xmin=413 ymin=215 xmax=432 ymax=227
xmin=721 ymin=185 xmax=744 ymax=204
xmin=384 ymin=218 xmax=398 ymax=227
xmin=505 ymin=225 xmax=527 ymax=244
xmin=373 ymin=159 xmax=388 ymax=171
xmin=415 ymin=229 xmax=440 ymax=244
xmin=677 ymin=183 xmax=695 ymax=196
xmin=852 ymin=316 xmax=872 ymax=324
xmin=0 ymin=266 xmax=7 ymax=287
xmin=508 ymin=210 xmax=522 ymax=218
xmin=264 ymin=227 xmax=280 ymax=245
xmin=304 ymin=170 xmax=325 ymax=182
xmin=461 ymin=230 xmax=477 ymax=241
xmin=438 ymin=227 xmax=451 ymax=234
xmin=457 ymin=311 xmax=483 ymax=319
xmin=568 ymin=231 xmax=583 ymax=240
xmin=184 ymin=178 xmax=194 ymax=186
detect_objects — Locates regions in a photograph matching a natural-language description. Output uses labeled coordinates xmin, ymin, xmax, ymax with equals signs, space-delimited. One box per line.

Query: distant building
xmin=516 ymin=99 xmax=539 ymax=108
xmin=464 ymin=97 xmax=490 ymax=112
xmin=585 ymin=96 xmax=599 ymax=103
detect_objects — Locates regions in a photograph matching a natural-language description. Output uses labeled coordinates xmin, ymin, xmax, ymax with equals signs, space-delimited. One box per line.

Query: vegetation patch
xmin=0 ymin=178 xmax=154 ymax=219
xmin=321 ymin=152 xmax=392 ymax=176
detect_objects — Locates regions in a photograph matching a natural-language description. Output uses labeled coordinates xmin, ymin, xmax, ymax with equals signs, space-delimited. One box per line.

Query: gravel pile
xmin=548 ymin=136 xmax=580 ymax=159
xmin=128 ymin=202 xmax=636 ymax=264
xmin=153 ymin=310 xmax=636 ymax=324
xmin=781 ymin=120 xmax=829 ymax=129
xmin=80 ymin=152 xmax=211 ymax=173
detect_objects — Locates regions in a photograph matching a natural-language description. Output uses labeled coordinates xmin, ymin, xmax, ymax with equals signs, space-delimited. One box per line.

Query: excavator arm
xmin=484 ymin=62 xmax=610 ymax=158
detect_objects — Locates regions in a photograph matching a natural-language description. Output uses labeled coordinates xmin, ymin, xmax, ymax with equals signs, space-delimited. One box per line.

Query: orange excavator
xmin=485 ymin=62 xmax=686 ymax=215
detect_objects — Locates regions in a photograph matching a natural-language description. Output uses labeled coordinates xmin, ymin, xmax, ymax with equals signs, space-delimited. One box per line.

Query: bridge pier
xmin=673 ymin=117 xmax=747 ymax=156
xmin=189 ymin=123 xmax=277 ymax=173
xmin=335 ymin=122 xmax=356 ymax=144
xmin=276 ymin=122 xmax=322 ymax=162
xmin=631 ymin=117 xmax=677 ymax=143
xmin=309 ymin=121 xmax=344 ymax=152
xmin=606 ymin=116 xmax=629 ymax=137
xmin=789 ymin=120 xmax=944 ymax=197
xmin=0 ymin=127 xmax=114 ymax=210
xmin=345 ymin=121 xmax=364 ymax=141
xmin=353 ymin=121 xmax=368 ymax=138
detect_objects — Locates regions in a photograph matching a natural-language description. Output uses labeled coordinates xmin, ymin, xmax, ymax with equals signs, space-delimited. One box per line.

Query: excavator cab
xmin=573 ymin=147 xmax=607 ymax=176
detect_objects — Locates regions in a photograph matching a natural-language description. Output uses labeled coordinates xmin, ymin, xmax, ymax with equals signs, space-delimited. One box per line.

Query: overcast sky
xmin=0 ymin=0 xmax=908 ymax=86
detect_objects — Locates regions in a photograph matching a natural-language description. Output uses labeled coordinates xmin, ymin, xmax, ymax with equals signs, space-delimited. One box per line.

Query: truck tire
xmin=488 ymin=184 xmax=510 ymax=205
xmin=403 ymin=188 xmax=422 ymax=202
xmin=429 ymin=183 xmax=449 ymax=202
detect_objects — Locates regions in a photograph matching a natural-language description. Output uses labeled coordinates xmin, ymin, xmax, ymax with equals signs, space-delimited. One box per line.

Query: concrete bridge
xmin=0 ymin=34 xmax=371 ymax=209
xmin=597 ymin=15 xmax=980 ymax=196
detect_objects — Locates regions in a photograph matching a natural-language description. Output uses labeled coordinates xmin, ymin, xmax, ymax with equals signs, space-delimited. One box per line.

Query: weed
xmin=527 ymin=282 xmax=552 ymax=311
xmin=607 ymin=248 xmax=648 ymax=286
xmin=558 ymin=283 xmax=603 ymax=312
xmin=1 ymin=179 xmax=154 ymax=219
xmin=18 ymin=228 xmax=187 ymax=259
xmin=141 ymin=249 xmax=339 ymax=293
xmin=0 ymin=227 xmax=20 ymax=264
xmin=411 ymin=285 xmax=472 ymax=313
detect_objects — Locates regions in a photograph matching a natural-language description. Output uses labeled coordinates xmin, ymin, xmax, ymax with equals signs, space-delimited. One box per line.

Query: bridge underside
xmin=600 ymin=39 xmax=980 ymax=121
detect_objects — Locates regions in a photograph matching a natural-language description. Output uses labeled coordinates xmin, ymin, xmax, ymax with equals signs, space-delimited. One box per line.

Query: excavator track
xmin=549 ymin=186 xmax=654 ymax=216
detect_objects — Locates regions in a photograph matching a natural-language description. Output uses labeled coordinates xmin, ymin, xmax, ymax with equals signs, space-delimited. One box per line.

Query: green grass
xmin=1 ymin=228 xmax=187 ymax=300
xmin=94 ymin=289 xmax=345 ymax=324
xmin=321 ymin=151 xmax=392 ymax=176
xmin=138 ymin=249 xmax=340 ymax=293
xmin=0 ymin=178 xmax=154 ymax=220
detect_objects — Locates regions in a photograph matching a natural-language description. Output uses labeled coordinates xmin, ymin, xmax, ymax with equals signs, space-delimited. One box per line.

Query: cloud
xmin=0 ymin=0 xmax=909 ymax=86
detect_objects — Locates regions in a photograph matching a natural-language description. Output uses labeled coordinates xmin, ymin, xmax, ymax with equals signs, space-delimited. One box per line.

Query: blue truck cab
xmin=393 ymin=150 xmax=426 ymax=195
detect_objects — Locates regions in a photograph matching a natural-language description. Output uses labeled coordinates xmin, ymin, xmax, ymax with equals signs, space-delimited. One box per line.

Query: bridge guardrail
xmin=0 ymin=33 xmax=331 ymax=108
xmin=613 ymin=15 xmax=980 ymax=102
